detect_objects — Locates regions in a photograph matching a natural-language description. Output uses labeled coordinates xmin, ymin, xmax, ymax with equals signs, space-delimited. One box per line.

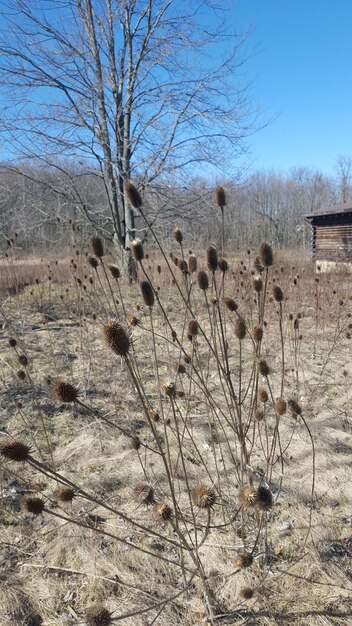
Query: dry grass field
xmin=0 ymin=228 xmax=351 ymax=626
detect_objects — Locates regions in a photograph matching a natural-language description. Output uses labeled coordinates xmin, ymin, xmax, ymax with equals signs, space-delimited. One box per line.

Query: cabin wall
xmin=311 ymin=219 xmax=352 ymax=263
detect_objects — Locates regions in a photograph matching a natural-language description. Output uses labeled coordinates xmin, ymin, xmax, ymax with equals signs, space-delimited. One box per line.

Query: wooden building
xmin=305 ymin=203 xmax=352 ymax=270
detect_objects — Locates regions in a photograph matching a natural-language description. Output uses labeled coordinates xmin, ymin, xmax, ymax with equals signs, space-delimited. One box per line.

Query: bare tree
xmin=0 ymin=0 xmax=257 ymax=270
xmin=335 ymin=155 xmax=352 ymax=203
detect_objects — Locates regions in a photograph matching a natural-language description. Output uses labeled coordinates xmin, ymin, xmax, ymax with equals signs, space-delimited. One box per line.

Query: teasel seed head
xmin=252 ymin=325 xmax=263 ymax=341
xmin=254 ymin=256 xmax=264 ymax=273
xmin=131 ymin=239 xmax=144 ymax=262
xmin=288 ymin=399 xmax=302 ymax=415
xmin=103 ymin=321 xmax=130 ymax=357
xmin=108 ymin=264 xmax=120 ymax=280
xmin=140 ymin=280 xmax=155 ymax=307
xmin=240 ymin=587 xmax=254 ymax=600
xmin=256 ymin=485 xmax=273 ymax=510
xmin=255 ymin=408 xmax=264 ymax=421
xmin=131 ymin=436 xmax=141 ymax=451
xmin=197 ymin=270 xmax=209 ymax=291
xmin=206 ymin=245 xmax=218 ymax=272
xmin=127 ymin=314 xmax=139 ymax=327
xmin=173 ymin=228 xmax=183 ymax=244
xmin=258 ymin=387 xmax=268 ymax=403
xmin=91 ymin=236 xmax=104 ymax=259
xmin=134 ymin=483 xmax=155 ymax=505
xmin=188 ymin=319 xmax=199 ymax=337
xmin=188 ymin=254 xmax=197 ymax=273
xmin=257 ymin=358 xmax=270 ymax=377
xmin=235 ymin=318 xmax=246 ymax=340
xmin=239 ymin=485 xmax=257 ymax=508
xmin=218 ymin=258 xmax=229 ymax=272
xmin=223 ymin=297 xmax=238 ymax=312
xmin=253 ymin=276 xmax=263 ymax=293
xmin=162 ymin=379 xmax=176 ymax=398
xmin=149 ymin=410 xmax=160 ymax=422
xmin=88 ymin=256 xmax=99 ymax=269
xmin=276 ymin=398 xmax=287 ymax=415
xmin=235 ymin=552 xmax=253 ymax=568
xmin=125 ymin=181 xmax=142 ymax=209
xmin=85 ymin=605 xmax=112 ymax=626
xmin=273 ymin=285 xmax=284 ymax=302
xmin=17 ymin=370 xmax=26 ymax=380
xmin=22 ymin=496 xmax=44 ymax=515
xmin=174 ymin=362 xmax=186 ymax=375
xmin=56 ymin=486 xmax=75 ymax=502
xmin=52 ymin=380 xmax=79 ymax=403
xmin=155 ymin=502 xmax=173 ymax=521
xmin=215 ymin=185 xmax=226 ymax=208
xmin=178 ymin=259 xmax=188 ymax=274
xmin=18 ymin=354 xmax=28 ymax=367
xmin=259 ymin=242 xmax=273 ymax=267
xmin=192 ymin=484 xmax=216 ymax=509
xmin=0 ymin=438 xmax=30 ymax=462
xmin=9 ymin=337 xmax=17 ymax=347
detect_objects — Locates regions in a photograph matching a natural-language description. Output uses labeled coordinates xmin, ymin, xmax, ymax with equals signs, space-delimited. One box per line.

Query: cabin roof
xmin=305 ymin=203 xmax=352 ymax=220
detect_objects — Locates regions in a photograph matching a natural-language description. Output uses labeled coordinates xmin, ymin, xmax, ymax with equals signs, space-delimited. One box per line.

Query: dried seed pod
xmin=88 ymin=256 xmax=99 ymax=269
xmin=188 ymin=319 xmax=199 ymax=337
xmin=223 ymin=297 xmax=237 ymax=311
xmin=127 ymin=314 xmax=139 ymax=326
xmin=0 ymin=438 xmax=30 ymax=462
xmin=22 ymin=496 xmax=44 ymax=515
xmin=108 ymin=265 xmax=120 ymax=279
xmin=140 ymin=280 xmax=155 ymax=307
xmin=173 ymin=228 xmax=183 ymax=244
xmin=258 ymin=387 xmax=268 ymax=403
xmin=240 ymin=587 xmax=254 ymax=599
xmin=255 ymin=485 xmax=273 ymax=511
xmin=254 ymin=256 xmax=264 ymax=273
xmin=273 ymin=285 xmax=284 ymax=302
xmin=218 ymin=258 xmax=229 ymax=272
xmin=197 ymin=271 xmax=209 ymax=291
xmin=91 ymin=236 xmax=104 ymax=258
xmin=162 ymin=379 xmax=176 ymax=398
xmin=253 ymin=277 xmax=263 ymax=292
xmin=206 ymin=245 xmax=218 ymax=272
xmin=178 ymin=259 xmax=188 ymax=274
xmin=275 ymin=398 xmax=286 ymax=415
xmin=134 ymin=483 xmax=155 ymax=505
xmin=17 ymin=370 xmax=26 ymax=380
xmin=257 ymin=359 xmax=270 ymax=377
xmin=56 ymin=486 xmax=75 ymax=502
xmin=125 ymin=181 xmax=142 ymax=209
xmin=131 ymin=239 xmax=144 ymax=262
xmin=8 ymin=337 xmax=17 ymax=347
xmin=149 ymin=410 xmax=160 ymax=422
xmin=103 ymin=321 xmax=130 ymax=356
xmin=131 ymin=436 xmax=141 ymax=450
xmin=192 ymin=484 xmax=216 ymax=509
xmin=259 ymin=242 xmax=273 ymax=267
xmin=85 ymin=605 xmax=112 ymax=626
xmin=155 ymin=502 xmax=173 ymax=521
xmin=215 ymin=185 xmax=226 ymax=208
xmin=255 ymin=408 xmax=264 ymax=421
xmin=188 ymin=254 xmax=197 ymax=273
xmin=174 ymin=362 xmax=186 ymax=375
xmin=252 ymin=325 xmax=263 ymax=341
xmin=235 ymin=552 xmax=253 ymax=568
xmin=235 ymin=318 xmax=246 ymax=340
xmin=52 ymin=380 xmax=79 ymax=403
xmin=239 ymin=485 xmax=256 ymax=508
xmin=288 ymin=399 xmax=302 ymax=415
xmin=18 ymin=355 xmax=28 ymax=367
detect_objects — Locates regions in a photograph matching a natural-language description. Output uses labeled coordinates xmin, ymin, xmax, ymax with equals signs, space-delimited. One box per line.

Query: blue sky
xmin=232 ymin=0 xmax=352 ymax=175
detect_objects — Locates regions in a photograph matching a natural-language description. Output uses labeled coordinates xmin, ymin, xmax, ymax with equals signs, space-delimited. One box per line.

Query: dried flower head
xmin=197 ymin=271 xmax=209 ymax=291
xmin=288 ymin=399 xmax=302 ymax=415
xmin=125 ymin=181 xmax=142 ymax=209
xmin=56 ymin=486 xmax=75 ymax=502
xmin=148 ymin=410 xmax=160 ymax=422
xmin=235 ymin=552 xmax=253 ymax=569
xmin=155 ymin=502 xmax=173 ymax=521
xmin=140 ymin=280 xmax=155 ymax=307
xmin=178 ymin=259 xmax=188 ymax=274
xmin=259 ymin=242 xmax=273 ymax=267
xmin=85 ymin=605 xmax=112 ymax=626
xmin=188 ymin=254 xmax=197 ymax=273
xmin=223 ymin=297 xmax=237 ymax=311
xmin=273 ymin=285 xmax=284 ymax=302
xmin=276 ymin=398 xmax=286 ymax=415
xmin=235 ymin=318 xmax=246 ymax=340
xmin=173 ymin=228 xmax=183 ymax=244
xmin=162 ymin=379 xmax=176 ymax=398
xmin=18 ymin=354 xmax=28 ymax=367
xmin=0 ymin=438 xmax=30 ymax=462
xmin=103 ymin=321 xmax=130 ymax=356
xmin=130 ymin=436 xmax=141 ymax=451
xmin=108 ymin=265 xmax=120 ymax=279
xmin=218 ymin=258 xmax=229 ymax=272
xmin=91 ymin=237 xmax=104 ymax=258
xmin=253 ymin=325 xmax=263 ymax=341
xmin=255 ymin=408 xmax=264 ymax=421
xmin=240 ymin=587 xmax=254 ymax=600
xmin=134 ymin=483 xmax=155 ymax=505
xmin=127 ymin=314 xmax=139 ymax=327
xmin=17 ymin=370 xmax=26 ymax=380
xmin=52 ymin=380 xmax=79 ymax=403
xmin=215 ymin=185 xmax=226 ymax=208
xmin=88 ymin=256 xmax=99 ymax=269
xmin=192 ymin=484 xmax=216 ymax=509
xmin=188 ymin=319 xmax=199 ymax=337
xmin=206 ymin=245 xmax=218 ymax=272
xmin=255 ymin=485 xmax=273 ymax=511
xmin=174 ymin=362 xmax=186 ymax=375
xmin=22 ymin=496 xmax=44 ymax=515
xmin=9 ymin=337 xmax=17 ymax=347
xmin=239 ymin=485 xmax=257 ymax=508
xmin=131 ymin=239 xmax=144 ymax=262
xmin=257 ymin=359 xmax=270 ymax=377
xmin=258 ymin=387 xmax=268 ymax=403
xmin=253 ymin=277 xmax=263 ymax=293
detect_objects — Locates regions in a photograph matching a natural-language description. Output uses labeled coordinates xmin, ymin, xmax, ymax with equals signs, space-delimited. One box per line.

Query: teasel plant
xmin=0 ymin=193 xmax=320 ymax=624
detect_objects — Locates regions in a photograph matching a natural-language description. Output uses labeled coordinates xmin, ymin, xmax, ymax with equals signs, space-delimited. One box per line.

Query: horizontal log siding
xmin=314 ymin=224 xmax=352 ymax=262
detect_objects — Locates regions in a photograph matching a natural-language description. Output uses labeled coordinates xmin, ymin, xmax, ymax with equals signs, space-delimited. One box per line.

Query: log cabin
xmin=305 ymin=203 xmax=352 ymax=271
